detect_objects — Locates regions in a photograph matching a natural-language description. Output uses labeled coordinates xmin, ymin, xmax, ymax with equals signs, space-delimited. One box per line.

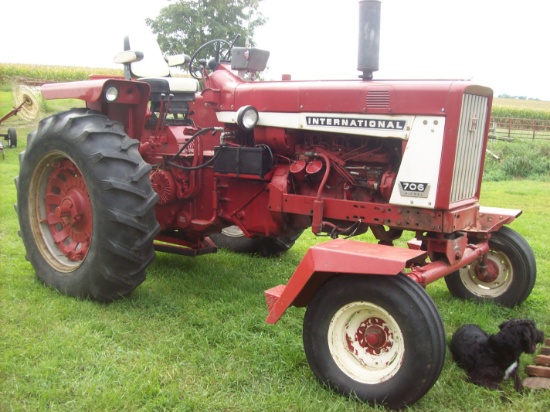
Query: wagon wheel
xmin=444 ymin=226 xmax=536 ymax=307
xmin=13 ymin=84 xmax=42 ymax=122
xmin=16 ymin=108 xmax=160 ymax=301
xmin=303 ymin=274 xmax=445 ymax=409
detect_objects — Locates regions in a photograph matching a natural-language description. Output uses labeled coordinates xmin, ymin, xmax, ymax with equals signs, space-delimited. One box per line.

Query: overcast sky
xmin=2 ymin=0 xmax=549 ymax=100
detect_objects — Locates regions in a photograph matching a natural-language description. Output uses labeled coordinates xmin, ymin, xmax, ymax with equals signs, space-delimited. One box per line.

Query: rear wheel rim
xmin=328 ymin=301 xmax=405 ymax=384
xmin=29 ymin=152 xmax=92 ymax=272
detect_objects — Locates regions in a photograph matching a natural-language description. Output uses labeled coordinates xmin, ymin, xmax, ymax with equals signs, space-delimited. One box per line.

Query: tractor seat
xmin=163 ymin=77 xmax=198 ymax=93
xmin=138 ymin=78 xmax=197 ymax=115
xmin=118 ymin=32 xmax=199 ymax=117
xmin=121 ymin=33 xmax=197 ymax=87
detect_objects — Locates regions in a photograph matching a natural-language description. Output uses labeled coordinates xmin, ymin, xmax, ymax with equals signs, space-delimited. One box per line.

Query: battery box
xmin=214 ymin=145 xmax=273 ymax=178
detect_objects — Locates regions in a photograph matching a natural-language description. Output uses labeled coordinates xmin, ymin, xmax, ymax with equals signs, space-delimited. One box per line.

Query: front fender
xmin=42 ymin=78 xmax=149 ymax=103
xmin=41 ymin=79 xmax=150 ymax=139
xmin=473 ymin=206 xmax=522 ymax=232
xmin=264 ymin=238 xmax=427 ymax=324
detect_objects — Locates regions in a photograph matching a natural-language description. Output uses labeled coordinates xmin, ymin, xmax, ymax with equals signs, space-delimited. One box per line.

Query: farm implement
xmin=14 ymin=1 xmax=537 ymax=408
xmin=1 ymin=84 xmax=41 ymax=158
xmin=0 ymin=101 xmax=21 ymax=157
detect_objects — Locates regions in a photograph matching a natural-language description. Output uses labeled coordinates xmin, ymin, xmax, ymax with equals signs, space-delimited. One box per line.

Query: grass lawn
xmin=1 ymin=93 xmax=549 ymax=411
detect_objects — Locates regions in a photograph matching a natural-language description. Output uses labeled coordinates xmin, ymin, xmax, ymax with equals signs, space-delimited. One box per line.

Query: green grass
xmin=1 ymin=87 xmax=550 ymax=411
xmin=484 ymin=139 xmax=550 ymax=181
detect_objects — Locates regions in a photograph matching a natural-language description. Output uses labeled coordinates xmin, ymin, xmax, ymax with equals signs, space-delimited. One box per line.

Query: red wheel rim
xmin=45 ymin=159 xmax=92 ymax=261
xmin=29 ymin=153 xmax=92 ymax=271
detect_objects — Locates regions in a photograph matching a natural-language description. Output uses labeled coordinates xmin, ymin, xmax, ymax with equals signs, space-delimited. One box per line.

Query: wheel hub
xmin=55 ymin=190 xmax=86 ymax=226
xmin=354 ymin=318 xmax=393 ymax=355
xmin=475 ymin=258 xmax=500 ymax=283
xmin=44 ymin=159 xmax=92 ymax=261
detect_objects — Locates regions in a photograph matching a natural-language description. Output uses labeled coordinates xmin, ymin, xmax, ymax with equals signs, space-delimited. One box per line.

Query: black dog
xmin=450 ymin=319 xmax=544 ymax=391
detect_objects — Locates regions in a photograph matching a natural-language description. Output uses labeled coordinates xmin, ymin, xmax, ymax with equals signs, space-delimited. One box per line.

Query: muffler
xmin=358 ymin=0 xmax=381 ymax=80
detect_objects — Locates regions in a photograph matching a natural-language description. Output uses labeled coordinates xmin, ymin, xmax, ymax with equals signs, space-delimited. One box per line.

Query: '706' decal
xmin=398 ymin=182 xmax=430 ymax=198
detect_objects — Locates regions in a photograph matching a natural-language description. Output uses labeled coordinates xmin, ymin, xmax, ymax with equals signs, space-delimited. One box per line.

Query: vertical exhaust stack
xmin=358 ymin=0 xmax=381 ymax=80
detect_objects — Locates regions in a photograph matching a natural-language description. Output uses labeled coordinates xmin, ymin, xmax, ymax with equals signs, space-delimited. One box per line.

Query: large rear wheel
xmin=444 ymin=226 xmax=536 ymax=307
xmin=16 ymin=109 xmax=159 ymax=301
xmin=303 ymin=274 xmax=445 ymax=409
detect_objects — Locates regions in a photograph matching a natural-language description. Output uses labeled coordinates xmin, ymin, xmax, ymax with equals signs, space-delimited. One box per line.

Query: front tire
xmin=444 ymin=226 xmax=536 ymax=307
xmin=16 ymin=109 xmax=160 ymax=301
xmin=303 ymin=274 xmax=445 ymax=409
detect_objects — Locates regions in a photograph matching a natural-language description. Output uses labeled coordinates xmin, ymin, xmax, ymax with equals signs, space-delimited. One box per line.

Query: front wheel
xmin=444 ymin=226 xmax=536 ymax=307
xmin=303 ymin=274 xmax=445 ymax=409
xmin=16 ymin=109 xmax=160 ymax=301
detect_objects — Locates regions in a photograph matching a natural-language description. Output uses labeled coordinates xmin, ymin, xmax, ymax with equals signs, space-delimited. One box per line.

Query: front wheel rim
xmin=459 ymin=250 xmax=512 ymax=297
xmin=328 ymin=301 xmax=405 ymax=384
xmin=29 ymin=152 xmax=92 ymax=272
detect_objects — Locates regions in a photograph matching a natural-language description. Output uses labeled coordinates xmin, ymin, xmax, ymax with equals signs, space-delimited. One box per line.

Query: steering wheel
xmin=189 ymin=39 xmax=232 ymax=80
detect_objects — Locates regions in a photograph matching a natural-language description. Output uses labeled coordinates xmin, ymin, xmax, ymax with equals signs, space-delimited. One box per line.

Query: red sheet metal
xmin=265 ymin=239 xmax=426 ymax=324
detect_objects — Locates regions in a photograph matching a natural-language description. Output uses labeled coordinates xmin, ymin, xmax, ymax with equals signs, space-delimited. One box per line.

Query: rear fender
xmin=264 ymin=238 xmax=427 ymax=324
xmin=41 ymin=79 xmax=150 ymax=139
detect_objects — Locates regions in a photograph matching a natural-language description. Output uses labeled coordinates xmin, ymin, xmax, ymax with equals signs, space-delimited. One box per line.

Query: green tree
xmin=146 ymin=0 xmax=266 ymax=56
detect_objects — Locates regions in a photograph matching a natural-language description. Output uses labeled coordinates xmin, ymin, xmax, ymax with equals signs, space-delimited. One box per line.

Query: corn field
xmin=0 ymin=63 xmax=123 ymax=84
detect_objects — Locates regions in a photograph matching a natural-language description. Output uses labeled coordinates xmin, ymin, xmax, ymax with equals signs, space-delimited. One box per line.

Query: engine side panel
xmin=389 ymin=116 xmax=445 ymax=209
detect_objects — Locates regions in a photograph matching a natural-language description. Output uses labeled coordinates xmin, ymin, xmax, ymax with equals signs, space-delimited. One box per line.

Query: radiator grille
xmin=450 ymin=94 xmax=488 ymax=203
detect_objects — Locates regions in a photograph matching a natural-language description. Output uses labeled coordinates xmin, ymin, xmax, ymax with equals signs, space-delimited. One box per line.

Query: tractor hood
xmin=226 ymin=77 xmax=491 ymax=116
xmin=208 ymin=69 xmax=492 ymax=140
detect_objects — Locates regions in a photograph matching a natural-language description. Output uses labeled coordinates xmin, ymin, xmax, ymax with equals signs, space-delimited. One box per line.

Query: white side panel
xmin=216 ymin=111 xmax=413 ymax=139
xmin=389 ymin=116 xmax=445 ymax=209
xmin=217 ymin=111 xmax=300 ymax=129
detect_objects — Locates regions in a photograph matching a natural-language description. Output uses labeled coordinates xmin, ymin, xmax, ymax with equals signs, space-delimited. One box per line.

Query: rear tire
xmin=303 ymin=274 xmax=445 ymax=409
xmin=16 ymin=109 xmax=159 ymax=301
xmin=444 ymin=226 xmax=536 ymax=307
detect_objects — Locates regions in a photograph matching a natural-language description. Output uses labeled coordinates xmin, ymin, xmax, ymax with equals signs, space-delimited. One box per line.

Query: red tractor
xmin=15 ymin=1 xmax=536 ymax=408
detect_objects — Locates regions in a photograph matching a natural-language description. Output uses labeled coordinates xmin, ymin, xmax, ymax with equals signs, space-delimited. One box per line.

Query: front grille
xmin=450 ymin=94 xmax=488 ymax=203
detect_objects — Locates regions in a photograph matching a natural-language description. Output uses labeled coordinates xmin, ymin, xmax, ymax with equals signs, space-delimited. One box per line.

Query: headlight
xmin=236 ymin=105 xmax=259 ymax=131
xmin=105 ymin=86 xmax=119 ymax=102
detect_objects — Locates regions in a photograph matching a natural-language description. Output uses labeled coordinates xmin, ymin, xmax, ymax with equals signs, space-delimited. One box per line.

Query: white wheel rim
xmin=459 ymin=250 xmax=512 ymax=297
xmin=220 ymin=225 xmax=245 ymax=238
xmin=328 ymin=301 xmax=404 ymax=384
